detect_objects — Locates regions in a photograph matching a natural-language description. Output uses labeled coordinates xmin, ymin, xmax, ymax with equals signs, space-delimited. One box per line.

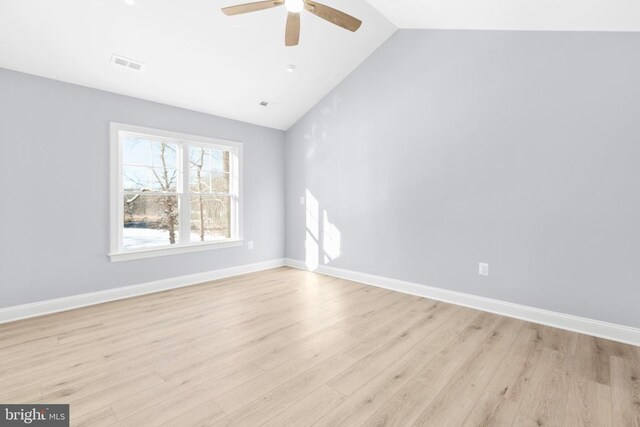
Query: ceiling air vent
xmin=259 ymin=100 xmax=277 ymax=108
xmin=111 ymin=54 xmax=145 ymax=72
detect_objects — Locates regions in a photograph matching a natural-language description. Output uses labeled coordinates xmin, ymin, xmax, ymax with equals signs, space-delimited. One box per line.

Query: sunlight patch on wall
xmin=305 ymin=189 xmax=320 ymax=271
xmin=305 ymin=189 xmax=319 ymax=239
xmin=304 ymin=189 xmax=341 ymax=270
xmin=305 ymin=231 xmax=319 ymax=271
xmin=323 ymin=210 xmax=341 ymax=264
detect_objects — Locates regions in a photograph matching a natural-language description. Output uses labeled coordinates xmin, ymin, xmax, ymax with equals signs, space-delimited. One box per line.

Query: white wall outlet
xmin=479 ymin=263 xmax=489 ymax=276
xmin=300 ymin=196 xmax=305 ymax=205
xmin=247 ymin=241 xmax=254 ymax=250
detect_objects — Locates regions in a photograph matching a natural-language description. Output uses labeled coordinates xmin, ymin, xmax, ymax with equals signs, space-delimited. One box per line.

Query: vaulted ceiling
xmin=1 ymin=0 xmax=637 ymax=130
xmin=0 ymin=0 xmax=395 ymax=130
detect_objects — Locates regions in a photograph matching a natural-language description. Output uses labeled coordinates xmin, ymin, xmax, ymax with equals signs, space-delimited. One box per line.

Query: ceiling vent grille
xmin=111 ymin=54 xmax=145 ymax=72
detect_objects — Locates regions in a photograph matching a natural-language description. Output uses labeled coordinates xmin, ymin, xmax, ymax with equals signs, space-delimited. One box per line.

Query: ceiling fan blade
xmin=221 ymin=0 xmax=283 ymax=16
xmin=303 ymin=0 xmax=362 ymax=32
xmin=285 ymin=12 xmax=300 ymax=46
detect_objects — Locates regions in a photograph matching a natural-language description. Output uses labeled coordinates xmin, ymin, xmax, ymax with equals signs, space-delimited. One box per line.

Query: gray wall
xmin=286 ymin=30 xmax=640 ymax=328
xmin=0 ymin=68 xmax=285 ymax=308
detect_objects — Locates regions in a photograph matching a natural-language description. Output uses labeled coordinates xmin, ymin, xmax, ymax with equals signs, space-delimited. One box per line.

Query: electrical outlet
xmin=300 ymin=196 xmax=305 ymax=205
xmin=479 ymin=263 xmax=489 ymax=276
xmin=247 ymin=241 xmax=254 ymax=250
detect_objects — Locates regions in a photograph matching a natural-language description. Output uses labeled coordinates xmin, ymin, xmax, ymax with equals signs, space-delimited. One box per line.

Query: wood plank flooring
xmin=0 ymin=267 xmax=638 ymax=426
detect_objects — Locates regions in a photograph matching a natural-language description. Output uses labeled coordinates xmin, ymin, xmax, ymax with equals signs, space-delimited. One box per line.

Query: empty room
xmin=1 ymin=0 xmax=639 ymax=426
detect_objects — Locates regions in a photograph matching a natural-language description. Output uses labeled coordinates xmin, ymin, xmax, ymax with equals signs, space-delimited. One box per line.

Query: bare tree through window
xmin=189 ymin=146 xmax=232 ymax=242
xmin=122 ymin=138 xmax=179 ymax=248
xmin=115 ymin=126 xmax=239 ymax=253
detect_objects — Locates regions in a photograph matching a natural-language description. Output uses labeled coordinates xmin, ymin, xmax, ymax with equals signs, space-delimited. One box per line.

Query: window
xmin=110 ymin=123 xmax=242 ymax=261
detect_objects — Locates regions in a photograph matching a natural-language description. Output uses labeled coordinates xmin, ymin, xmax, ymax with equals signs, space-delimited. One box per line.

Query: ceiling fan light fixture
xmin=285 ymin=0 xmax=304 ymax=13
xmin=221 ymin=0 xmax=362 ymax=47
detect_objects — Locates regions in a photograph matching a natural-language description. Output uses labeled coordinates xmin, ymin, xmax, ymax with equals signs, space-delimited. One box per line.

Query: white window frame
xmin=109 ymin=122 xmax=243 ymax=262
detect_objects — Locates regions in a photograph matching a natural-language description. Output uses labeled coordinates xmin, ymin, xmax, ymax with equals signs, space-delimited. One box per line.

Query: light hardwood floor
xmin=1 ymin=267 xmax=638 ymax=426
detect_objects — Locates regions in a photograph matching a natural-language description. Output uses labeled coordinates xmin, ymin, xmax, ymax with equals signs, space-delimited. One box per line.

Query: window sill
xmin=109 ymin=239 xmax=244 ymax=262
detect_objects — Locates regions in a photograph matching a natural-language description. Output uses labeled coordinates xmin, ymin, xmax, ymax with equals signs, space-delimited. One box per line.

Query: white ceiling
xmin=1 ymin=1 xmax=638 ymax=131
xmin=366 ymin=0 xmax=640 ymax=31
xmin=0 ymin=0 xmax=395 ymax=130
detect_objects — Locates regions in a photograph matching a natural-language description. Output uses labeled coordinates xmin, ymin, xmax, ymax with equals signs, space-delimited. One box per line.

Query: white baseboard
xmin=4 ymin=257 xmax=638 ymax=347
xmin=0 ymin=258 xmax=286 ymax=325
xmin=285 ymin=258 xmax=640 ymax=347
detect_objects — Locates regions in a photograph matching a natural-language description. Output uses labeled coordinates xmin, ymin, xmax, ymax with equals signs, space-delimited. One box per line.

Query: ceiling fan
xmin=221 ymin=0 xmax=362 ymax=47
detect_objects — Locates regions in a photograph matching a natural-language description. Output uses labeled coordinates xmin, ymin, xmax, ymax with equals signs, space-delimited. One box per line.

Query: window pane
xmin=122 ymin=135 xmax=178 ymax=194
xmin=190 ymin=195 xmax=231 ymax=242
xmin=189 ymin=146 xmax=230 ymax=193
xmin=123 ymin=194 xmax=179 ymax=249
xmin=124 ymin=166 xmax=178 ymax=192
xmin=189 ymin=171 xmax=229 ymax=193
xmin=123 ymin=136 xmax=177 ymax=168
